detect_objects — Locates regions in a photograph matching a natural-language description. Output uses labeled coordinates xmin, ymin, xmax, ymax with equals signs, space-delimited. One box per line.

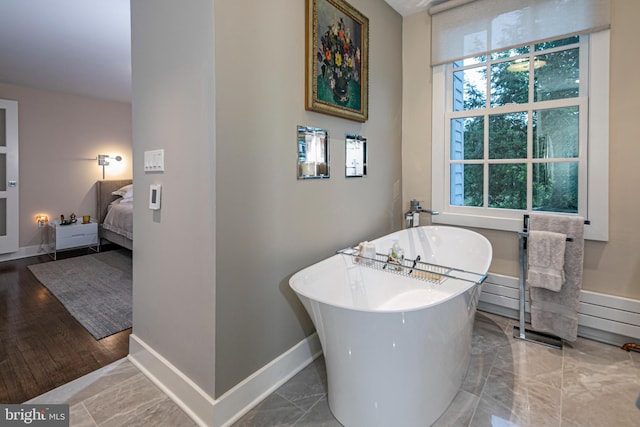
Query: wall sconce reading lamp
xmin=97 ymin=154 xmax=122 ymax=179
xmin=35 ymin=214 xmax=49 ymax=228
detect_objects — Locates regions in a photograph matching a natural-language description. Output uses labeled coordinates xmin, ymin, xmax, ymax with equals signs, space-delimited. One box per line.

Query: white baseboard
xmin=479 ymin=273 xmax=640 ymax=346
xmin=128 ymin=336 xmax=215 ymax=426
xmin=0 ymin=244 xmax=48 ymax=262
xmin=213 ymin=333 xmax=322 ymax=427
xmin=128 ymin=333 xmax=322 ymax=427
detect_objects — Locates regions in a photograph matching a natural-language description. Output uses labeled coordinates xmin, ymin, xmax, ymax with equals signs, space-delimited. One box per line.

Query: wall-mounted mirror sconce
xmin=345 ymin=134 xmax=367 ymax=178
xmin=97 ymin=154 xmax=122 ymax=179
xmin=297 ymin=126 xmax=329 ymax=179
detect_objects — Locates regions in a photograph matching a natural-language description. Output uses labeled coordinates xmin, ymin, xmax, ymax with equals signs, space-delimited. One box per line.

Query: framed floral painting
xmin=306 ymin=0 xmax=369 ymax=122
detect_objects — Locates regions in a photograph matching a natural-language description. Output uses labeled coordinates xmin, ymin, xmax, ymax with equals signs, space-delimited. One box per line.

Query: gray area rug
xmin=27 ymin=249 xmax=132 ymax=340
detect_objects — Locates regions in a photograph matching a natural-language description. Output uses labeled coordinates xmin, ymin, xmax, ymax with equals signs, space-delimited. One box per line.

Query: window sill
xmin=432 ymin=211 xmax=607 ymax=241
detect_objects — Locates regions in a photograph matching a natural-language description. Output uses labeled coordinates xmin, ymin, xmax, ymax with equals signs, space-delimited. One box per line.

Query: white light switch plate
xmin=144 ymin=149 xmax=165 ymax=172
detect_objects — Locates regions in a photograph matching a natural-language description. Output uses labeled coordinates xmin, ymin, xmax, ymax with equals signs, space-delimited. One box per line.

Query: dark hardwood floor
xmin=0 ymin=248 xmax=130 ymax=403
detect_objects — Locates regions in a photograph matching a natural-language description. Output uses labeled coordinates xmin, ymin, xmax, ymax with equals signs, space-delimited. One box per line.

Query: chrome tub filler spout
xmin=405 ymin=199 xmax=439 ymax=228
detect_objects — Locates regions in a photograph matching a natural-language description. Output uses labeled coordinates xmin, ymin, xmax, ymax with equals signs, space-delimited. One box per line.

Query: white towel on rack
xmin=527 ymin=230 xmax=566 ymax=292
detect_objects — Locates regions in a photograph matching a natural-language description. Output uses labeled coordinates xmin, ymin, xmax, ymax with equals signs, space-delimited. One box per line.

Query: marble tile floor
xmin=28 ymin=311 xmax=640 ymax=426
xmin=27 ymin=358 xmax=196 ymax=427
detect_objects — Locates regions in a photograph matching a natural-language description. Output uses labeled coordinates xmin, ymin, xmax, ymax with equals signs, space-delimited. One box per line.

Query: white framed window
xmin=432 ymin=30 xmax=609 ymax=241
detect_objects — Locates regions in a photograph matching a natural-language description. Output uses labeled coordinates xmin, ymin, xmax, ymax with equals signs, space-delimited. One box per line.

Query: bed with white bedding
xmin=96 ymin=179 xmax=133 ymax=250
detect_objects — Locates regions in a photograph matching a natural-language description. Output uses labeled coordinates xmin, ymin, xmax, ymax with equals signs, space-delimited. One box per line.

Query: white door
xmin=0 ymin=100 xmax=19 ymax=254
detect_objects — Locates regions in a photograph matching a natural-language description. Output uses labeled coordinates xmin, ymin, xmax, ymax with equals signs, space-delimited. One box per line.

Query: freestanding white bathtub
xmin=290 ymin=226 xmax=492 ymax=427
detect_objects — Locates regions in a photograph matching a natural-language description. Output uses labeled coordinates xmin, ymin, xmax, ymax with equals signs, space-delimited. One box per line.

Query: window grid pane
xmin=533 ymin=162 xmax=579 ymax=213
xmin=489 ymin=112 xmax=528 ymax=159
xmin=450 ymin=163 xmax=483 ymax=207
xmin=535 ymin=35 xmax=580 ymax=51
xmin=448 ymin=37 xmax=583 ymax=213
xmin=534 ymin=48 xmax=580 ymax=102
xmin=451 ymin=117 xmax=484 ymax=160
xmin=533 ymin=106 xmax=579 ymax=159
xmin=488 ymin=163 xmax=527 ymax=210
xmin=490 ymin=61 xmax=529 ymax=107
xmin=453 ymin=67 xmax=487 ymax=111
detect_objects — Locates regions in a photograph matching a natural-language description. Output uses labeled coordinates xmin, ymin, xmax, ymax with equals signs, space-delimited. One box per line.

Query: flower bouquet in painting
xmin=317 ymin=17 xmax=361 ymax=105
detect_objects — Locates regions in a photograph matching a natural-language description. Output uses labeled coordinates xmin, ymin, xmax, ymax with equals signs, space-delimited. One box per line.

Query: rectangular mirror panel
xmin=298 ymin=126 xmax=329 ymax=179
xmin=345 ymin=134 xmax=367 ymax=177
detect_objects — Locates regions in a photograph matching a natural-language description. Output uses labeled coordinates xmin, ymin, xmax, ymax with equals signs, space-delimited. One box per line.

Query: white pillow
xmin=112 ymin=184 xmax=133 ymax=199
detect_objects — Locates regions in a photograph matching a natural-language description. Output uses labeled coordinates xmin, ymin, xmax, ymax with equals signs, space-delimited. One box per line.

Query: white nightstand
xmin=48 ymin=220 xmax=99 ymax=260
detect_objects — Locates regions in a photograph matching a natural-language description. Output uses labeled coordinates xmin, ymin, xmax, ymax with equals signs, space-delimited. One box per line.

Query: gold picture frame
xmin=306 ymin=0 xmax=369 ymax=122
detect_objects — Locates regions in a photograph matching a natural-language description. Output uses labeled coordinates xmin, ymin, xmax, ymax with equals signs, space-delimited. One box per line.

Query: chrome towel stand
xmin=513 ymin=214 xmax=589 ymax=349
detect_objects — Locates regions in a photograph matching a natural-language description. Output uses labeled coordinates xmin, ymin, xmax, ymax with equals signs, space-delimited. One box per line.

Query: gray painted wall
xmin=214 ymin=0 xmax=403 ymax=396
xmin=131 ymin=0 xmax=402 ymax=399
xmin=131 ymin=0 xmax=217 ymax=395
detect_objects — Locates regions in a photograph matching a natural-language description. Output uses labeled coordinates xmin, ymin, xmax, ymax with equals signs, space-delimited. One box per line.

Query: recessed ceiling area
xmin=0 ymin=0 xmax=131 ymax=103
xmin=0 ymin=0 xmax=449 ymax=104
xmin=384 ymin=0 xmax=449 ymax=16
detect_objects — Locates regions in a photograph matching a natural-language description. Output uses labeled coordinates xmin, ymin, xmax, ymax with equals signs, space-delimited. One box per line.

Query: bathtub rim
xmin=290 ymin=225 xmax=492 ymax=314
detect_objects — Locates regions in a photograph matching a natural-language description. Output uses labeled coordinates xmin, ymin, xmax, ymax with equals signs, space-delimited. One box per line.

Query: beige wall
xmin=214 ymin=0 xmax=403 ymax=395
xmin=402 ymin=0 xmax=640 ymax=300
xmin=402 ymin=12 xmax=432 ymax=221
xmin=0 ymin=83 xmax=132 ymax=249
